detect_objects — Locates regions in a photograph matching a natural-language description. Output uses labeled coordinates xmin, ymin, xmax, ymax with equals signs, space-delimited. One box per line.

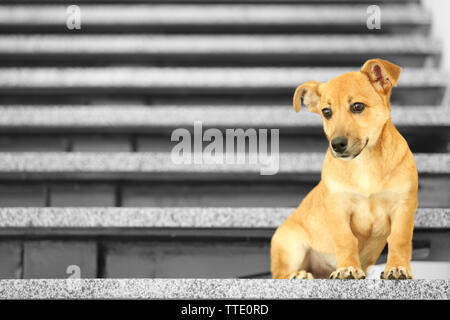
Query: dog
xmin=270 ymin=58 xmax=418 ymax=280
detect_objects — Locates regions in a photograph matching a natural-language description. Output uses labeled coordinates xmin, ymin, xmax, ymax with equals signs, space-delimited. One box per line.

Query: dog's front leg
xmin=327 ymin=211 xmax=366 ymax=279
xmin=324 ymin=198 xmax=366 ymax=280
xmin=381 ymin=199 xmax=417 ymax=280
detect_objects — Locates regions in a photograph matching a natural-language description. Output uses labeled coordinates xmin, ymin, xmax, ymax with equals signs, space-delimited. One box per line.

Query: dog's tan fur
xmin=271 ymin=59 xmax=418 ymax=280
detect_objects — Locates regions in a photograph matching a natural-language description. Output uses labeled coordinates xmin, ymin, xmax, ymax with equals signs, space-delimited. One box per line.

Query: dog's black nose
xmin=331 ymin=136 xmax=348 ymax=153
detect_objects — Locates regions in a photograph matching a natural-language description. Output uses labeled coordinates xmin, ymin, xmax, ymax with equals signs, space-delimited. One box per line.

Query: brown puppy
xmin=271 ymin=58 xmax=418 ymax=280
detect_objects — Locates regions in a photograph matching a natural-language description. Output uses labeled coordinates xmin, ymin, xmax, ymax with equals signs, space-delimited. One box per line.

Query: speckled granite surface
xmin=0 ymin=279 xmax=448 ymax=299
xmin=0 ymin=5 xmax=429 ymax=25
xmin=0 ymin=68 xmax=445 ymax=88
xmin=0 ymin=153 xmax=446 ymax=174
xmin=0 ymin=106 xmax=448 ymax=128
xmin=414 ymin=208 xmax=450 ymax=228
xmin=0 ymin=35 xmax=439 ymax=54
xmin=0 ymin=207 xmax=447 ymax=229
xmin=0 ymin=152 xmax=324 ymax=174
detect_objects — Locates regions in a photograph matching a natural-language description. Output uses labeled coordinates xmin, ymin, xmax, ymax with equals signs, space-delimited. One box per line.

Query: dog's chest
xmin=325 ymin=157 xmax=412 ymax=237
xmin=327 ymin=177 xmax=403 ymax=238
xmin=355 ymin=169 xmax=381 ymax=195
xmin=350 ymin=197 xmax=391 ymax=238
xmin=326 ymin=164 xmax=387 ymax=197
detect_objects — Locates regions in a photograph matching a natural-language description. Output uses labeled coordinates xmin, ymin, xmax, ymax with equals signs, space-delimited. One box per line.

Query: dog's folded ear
xmin=360 ymin=58 xmax=401 ymax=95
xmin=293 ymin=80 xmax=322 ymax=113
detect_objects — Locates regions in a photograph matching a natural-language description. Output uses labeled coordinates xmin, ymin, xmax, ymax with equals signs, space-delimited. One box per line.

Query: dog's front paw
xmin=380 ymin=266 xmax=413 ymax=280
xmin=288 ymin=270 xmax=314 ymax=280
xmin=329 ymin=267 xmax=366 ymax=280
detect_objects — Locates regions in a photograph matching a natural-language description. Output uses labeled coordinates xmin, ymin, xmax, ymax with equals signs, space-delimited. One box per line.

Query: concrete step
xmin=0 ymin=153 xmax=445 ymax=208
xmin=0 ymin=207 xmax=446 ymax=279
xmin=0 ymin=105 xmax=447 ymax=132
xmin=0 ymin=106 xmax=448 ymax=153
xmin=0 ymin=67 xmax=446 ymax=105
xmin=0 ymin=35 xmax=440 ymax=67
xmin=0 ymin=207 xmax=446 ymax=234
xmin=0 ymin=4 xmax=430 ymax=34
xmin=0 ymin=153 xmax=446 ymax=208
xmin=0 ymin=279 xmax=448 ymax=299
xmin=0 ymin=152 xmax=446 ymax=179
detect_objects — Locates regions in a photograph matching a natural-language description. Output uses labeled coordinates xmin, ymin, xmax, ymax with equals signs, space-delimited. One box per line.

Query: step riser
xmin=0 ymin=54 xmax=434 ymax=68
xmin=0 ymin=25 xmax=429 ymax=35
xmin=0 ymin=88 xmax=445 ymax=106
xmin=0 ymin=177 xmax=447 ymax=207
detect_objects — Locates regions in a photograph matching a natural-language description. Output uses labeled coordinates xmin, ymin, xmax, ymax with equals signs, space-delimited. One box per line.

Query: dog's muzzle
xmin=330 ymin=137 xmax=368 ymax=159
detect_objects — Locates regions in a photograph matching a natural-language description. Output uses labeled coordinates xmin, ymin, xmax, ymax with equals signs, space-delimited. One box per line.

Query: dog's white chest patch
xmin=355 ymin=171 xmax=378 ymax=195
xmin=326 ymin=177 xmax=381 ymax=198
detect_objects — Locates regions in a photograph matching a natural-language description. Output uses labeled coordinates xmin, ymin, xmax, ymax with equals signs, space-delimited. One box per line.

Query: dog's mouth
xmin=332 ymin=138 xmax=369 ymax=159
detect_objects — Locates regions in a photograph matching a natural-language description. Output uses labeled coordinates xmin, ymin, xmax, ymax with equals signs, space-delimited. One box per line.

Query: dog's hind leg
xmin=270 ymin=220 xmax=313 ymax=279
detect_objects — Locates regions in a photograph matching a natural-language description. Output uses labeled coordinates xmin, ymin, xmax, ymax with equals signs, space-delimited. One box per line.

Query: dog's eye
xmin=321 ymin=108 xmax=332 ymax=119
xmin=350 ymin=103 xmax=365 ymax=113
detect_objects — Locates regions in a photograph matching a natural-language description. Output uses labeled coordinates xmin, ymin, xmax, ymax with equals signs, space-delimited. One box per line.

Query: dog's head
xmin=293 ymin=58 xmax=401 ymax=160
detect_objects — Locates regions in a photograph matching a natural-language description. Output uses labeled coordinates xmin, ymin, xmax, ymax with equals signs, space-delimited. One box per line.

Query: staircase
xmin=0 ymin=0 xmax=449 ymax=299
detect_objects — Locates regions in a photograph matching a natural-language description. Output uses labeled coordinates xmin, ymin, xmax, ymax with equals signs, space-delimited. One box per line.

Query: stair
xmin=0 ymin=4 xmax=431 ymax=34
xmin=0 ymin=279 xmax=449 ymax=299
xmin=0 ymin=35 xmax=441 ymax=67
xmin=0 ymin=0 xmax=449 ymax=299
xmin=0 ymin=67 xmax=445 ymax=106
xmin=0 ymin=207 xmax=447 ymax=232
